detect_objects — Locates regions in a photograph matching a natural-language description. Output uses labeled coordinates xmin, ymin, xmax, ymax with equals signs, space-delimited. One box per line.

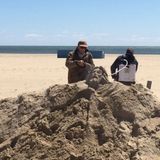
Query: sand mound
xmin=0 ymin=67 xmax=160 ymax=160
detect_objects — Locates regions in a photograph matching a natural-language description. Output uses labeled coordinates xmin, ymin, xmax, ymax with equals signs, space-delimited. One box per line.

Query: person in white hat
xmin=65 ymin=41 xmax=95 ymax=83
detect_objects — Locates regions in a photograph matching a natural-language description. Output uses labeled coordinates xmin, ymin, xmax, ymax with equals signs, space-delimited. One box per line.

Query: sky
xmin=0 ymin=0 xmax=160 ymax=46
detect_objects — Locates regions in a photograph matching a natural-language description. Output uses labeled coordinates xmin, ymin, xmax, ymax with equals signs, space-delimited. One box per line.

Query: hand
xmin=77 ymin=60 xmax=85 ymax=67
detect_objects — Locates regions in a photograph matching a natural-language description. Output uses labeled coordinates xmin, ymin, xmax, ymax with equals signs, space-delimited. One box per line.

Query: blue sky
xmin=0 ymin=0 xmax=160 ymax=46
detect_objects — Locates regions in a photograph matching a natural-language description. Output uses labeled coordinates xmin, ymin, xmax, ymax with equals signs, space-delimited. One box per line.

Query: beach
xmin=0 ymin=54 xmax=159 ymax=100
xmin=0 ymin=53 xmax=160 ymax=159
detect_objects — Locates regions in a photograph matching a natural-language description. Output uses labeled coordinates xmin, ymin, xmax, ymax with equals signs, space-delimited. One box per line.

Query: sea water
xmin=0 ymin=46 xmax=160 ymax=54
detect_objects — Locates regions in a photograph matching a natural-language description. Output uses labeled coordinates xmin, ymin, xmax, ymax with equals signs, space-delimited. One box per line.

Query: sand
xmin=0 ymin=54 xmax=159 ymax=100
xmin=0 ymin=67 xmax=160 ymax=159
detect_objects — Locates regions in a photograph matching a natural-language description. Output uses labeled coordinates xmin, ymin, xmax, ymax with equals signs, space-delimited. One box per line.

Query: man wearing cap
xmin=65 ymin=41 xmax=95 ymax=83
xmin=110 ymin=48 xmax=138 ymax=85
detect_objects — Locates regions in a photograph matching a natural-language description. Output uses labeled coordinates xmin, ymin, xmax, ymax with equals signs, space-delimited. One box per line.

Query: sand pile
xmin=0 ymin=67 xmax=160 ymax=160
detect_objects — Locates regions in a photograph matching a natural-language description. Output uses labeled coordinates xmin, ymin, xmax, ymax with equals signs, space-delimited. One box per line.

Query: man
xmin=110 ymin=48 xmax=138 ymax=85
xmin=65 ymin=41 xmax=95 ymax=83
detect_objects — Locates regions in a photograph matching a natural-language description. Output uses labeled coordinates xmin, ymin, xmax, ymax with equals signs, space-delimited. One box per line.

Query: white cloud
xmin=130 ymin=35 xmax=150 ymax=41
xmin=25 ymin=33 xmax=43 ymax=38
xmin=52 ymin=32 xmax=88 ymax=45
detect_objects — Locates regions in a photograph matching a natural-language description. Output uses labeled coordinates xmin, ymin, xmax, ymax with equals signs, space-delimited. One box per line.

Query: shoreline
xmin=0 ymin=53 xmax=159 ymax=100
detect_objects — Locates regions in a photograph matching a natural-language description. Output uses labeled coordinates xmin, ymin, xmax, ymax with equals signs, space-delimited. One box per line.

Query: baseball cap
xmin=78 ymin=41 xmax=88 ymax=48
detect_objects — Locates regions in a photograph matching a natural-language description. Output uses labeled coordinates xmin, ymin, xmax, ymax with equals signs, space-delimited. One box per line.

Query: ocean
xmin=0 ymin=46 xmax=160 ymax=54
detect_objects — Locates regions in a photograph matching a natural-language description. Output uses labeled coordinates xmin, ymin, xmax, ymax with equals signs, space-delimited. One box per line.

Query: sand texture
xmin=0 ymin=66 xmax=160 ymax=159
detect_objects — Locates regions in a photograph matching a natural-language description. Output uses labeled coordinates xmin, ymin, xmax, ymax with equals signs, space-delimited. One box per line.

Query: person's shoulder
xmin=121 ymin=55 xmax=125 ymax=58
xmin=134 ymin=56 xmax=138 ymax=61
xmin=86 ymin=51 xmax=93 ymax=56
xmin=67 ymin=50 xmax=75 ymax=57
xmin=116 ymin=55 xmax=124 ymax=60
xmin=68 ymin=51 xmax=73 ymax=54
xmin=134 ymin=58 xmax=138 ymax=63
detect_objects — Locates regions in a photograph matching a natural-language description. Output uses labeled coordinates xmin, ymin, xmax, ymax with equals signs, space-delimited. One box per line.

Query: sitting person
xmin=65 ymin=41 xmax=95 ymax=83
xmin=110 ymin=48 xmax=138 ymax=85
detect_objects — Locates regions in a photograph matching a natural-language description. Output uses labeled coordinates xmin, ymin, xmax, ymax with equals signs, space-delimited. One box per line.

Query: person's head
xmin=125 ymin=48 xmax=135 ymax=62
xmin=77 ymin=41 xmax=88 ymax=54
xmin=125 ymin=48 xmax=134 ymax=56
